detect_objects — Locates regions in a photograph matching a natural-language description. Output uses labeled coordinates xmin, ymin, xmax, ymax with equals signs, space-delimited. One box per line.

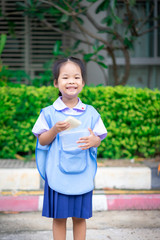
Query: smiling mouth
xmin=66 ymin=86 xmax=77 ymax=90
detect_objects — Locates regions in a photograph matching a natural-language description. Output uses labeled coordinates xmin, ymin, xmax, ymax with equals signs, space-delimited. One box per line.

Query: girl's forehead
xmin=59 ymin=61 xmax=81 ymax=74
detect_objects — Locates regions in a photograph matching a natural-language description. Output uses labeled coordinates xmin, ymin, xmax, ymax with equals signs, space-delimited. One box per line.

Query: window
xmin=0 ymin=0 xmax=63 ymax=78
xmin=0 ymin=0 xmax=25 ymax=69
xmin=113 ymin=0 xmax=160 ymax=59
xmin=108 ymin=1 xmax=160 ymax=88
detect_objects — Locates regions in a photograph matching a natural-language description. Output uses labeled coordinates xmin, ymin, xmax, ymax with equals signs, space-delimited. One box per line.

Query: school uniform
xmin=32 ymin=97 xmax=107 ymax=219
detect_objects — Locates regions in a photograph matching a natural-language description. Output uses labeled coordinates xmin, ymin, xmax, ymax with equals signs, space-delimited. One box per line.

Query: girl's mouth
xmin=66 ymin=86 xmax=77 ymax=90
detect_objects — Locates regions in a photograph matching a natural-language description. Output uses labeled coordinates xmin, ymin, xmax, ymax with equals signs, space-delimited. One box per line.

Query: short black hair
xmin=53 ymin=56 xmax=86 ymax=83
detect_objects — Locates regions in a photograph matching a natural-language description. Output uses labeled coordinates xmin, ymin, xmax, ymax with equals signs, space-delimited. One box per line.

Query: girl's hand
xmin=54 ymin=121 xmax=70 ymax=133
xmin=77 ymin=128 xmax=101 ymax=150
xmin=39 ymin=121 xmax=70 ymax=146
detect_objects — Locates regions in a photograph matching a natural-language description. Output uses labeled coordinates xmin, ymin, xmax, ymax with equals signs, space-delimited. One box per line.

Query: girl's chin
xmin=63 ymin=93 xmax=78 ymax=99
xmin=65 ymin=90 xmax=78 ymax=95
xmin=61 ymin=89 xmax=82 ymax=98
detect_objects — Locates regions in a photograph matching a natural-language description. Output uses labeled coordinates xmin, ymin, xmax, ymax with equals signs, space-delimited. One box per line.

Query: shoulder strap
xmin=42 ymin=105 xmax=56 ymax=129
xmin=86 ymin=105 xmax=100 ymax=129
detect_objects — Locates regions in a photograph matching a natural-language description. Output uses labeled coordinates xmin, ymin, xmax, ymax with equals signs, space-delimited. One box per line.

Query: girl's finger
xmin=58 ymin=121 xmax=67 ymax=125
xmin=81 ymin=146 xmax=89 ymax=150
xmin=88 ymin=128 xmax=94 ymax=135
xmin=61 ymin=123 xmax=70 ymax=128
xmin=78 ymin=144 xmax=89 ymax=149
xmin=77 ymin=140 xmax=88 ymax=144
xmin=78 ymin=137 xmax=89 ymax=141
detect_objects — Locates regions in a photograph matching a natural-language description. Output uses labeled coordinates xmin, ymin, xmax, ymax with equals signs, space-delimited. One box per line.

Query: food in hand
xmin=64 ymin=116 xmax=81 ymax=130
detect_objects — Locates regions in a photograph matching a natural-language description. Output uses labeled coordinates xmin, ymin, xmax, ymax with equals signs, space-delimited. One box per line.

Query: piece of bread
xmin=64 ymin=116 xmax=81 ymax=130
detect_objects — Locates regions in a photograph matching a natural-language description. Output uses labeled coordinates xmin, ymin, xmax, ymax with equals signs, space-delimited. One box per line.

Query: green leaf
xmin=73 ymin=40 xmax=81 ymax=50
xmin=101 ymin=16 xmax=113 ymax=26
xmin=77 ymin=17 xmax=84 ymax=25
xmin=111 ymin=0 xmax=117 ymax=9
xmin=96 ymin=0 xmax=110 ymax=14
xmin=124 ymin=37 xmax=133 ymax=49
xmin=92 ymin=45 xmax=97 ymax=52
xmin=48 ymin=7 xmax=60 ymax=15
xmin=92 ymin=40 xmax=99 ymax=51
xmin=94 ymin=39 xmax=99 ymax=48
xmin=97 ymin=55 xmax=105 ymax=61
xmin=16 ymin=2 xmax=27 ymax=10
xmin=27 ymin=0 xmax=32 ymax=6
xmin=36 ymin=1 xmax=43 ymax=7
xmin=97 ymin=44 xmax=105 ymax=51
xmin=97 ymin=61 xmax=108 ymax=68
xmin=83 ymin=53 xmax=94 ymax=62
xmin=0 ymin=34 xmax=7 ymax=56
xmin=92 ymin=44 xmax=104 ymax=53
xmin=129 ymin=0 xmax=136 ymax=6
xmin=86 ymin=0 xmax=97 ymax=2
xmin=111 ymin=7 xmax=123 ymax=24
xmin=53 ymin=41 xmax=63 ymax=56
xmin=114 ymin=15 xmax=123 ymax=24
xmin=60 ymin=14 xmax=69 ymax=23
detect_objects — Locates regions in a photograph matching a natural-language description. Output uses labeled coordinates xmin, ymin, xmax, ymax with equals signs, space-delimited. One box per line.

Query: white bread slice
xmin=64 ymin=116 xmax=81 ymax=131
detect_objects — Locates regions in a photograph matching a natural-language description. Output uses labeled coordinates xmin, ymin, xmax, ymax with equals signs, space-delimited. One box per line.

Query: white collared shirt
xmin=32 ymin=97 xmax=107 ymax=140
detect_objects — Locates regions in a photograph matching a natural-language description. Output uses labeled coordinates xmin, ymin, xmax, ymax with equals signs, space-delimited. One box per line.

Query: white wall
xmin=73 ymin=1 xmax=160 ymax=89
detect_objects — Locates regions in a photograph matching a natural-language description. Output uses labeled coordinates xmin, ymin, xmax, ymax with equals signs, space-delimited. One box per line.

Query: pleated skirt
xmin=42 ymin=175 xmax=93 ymax=219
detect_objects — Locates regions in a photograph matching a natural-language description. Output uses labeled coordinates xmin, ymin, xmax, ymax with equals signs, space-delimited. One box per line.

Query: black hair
xmin=53 ymin=57 xmax=86 ymax=97
xmin=53 ymin=56 xmax=86 ymax=84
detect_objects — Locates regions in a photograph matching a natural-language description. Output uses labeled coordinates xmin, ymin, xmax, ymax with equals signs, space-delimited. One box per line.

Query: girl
xmin=32 ymin=57 xmax=107 ymax=240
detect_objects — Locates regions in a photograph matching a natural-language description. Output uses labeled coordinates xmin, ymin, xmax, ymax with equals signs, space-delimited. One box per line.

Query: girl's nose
xmin=68 ymin=78 xmax=75 ymax=84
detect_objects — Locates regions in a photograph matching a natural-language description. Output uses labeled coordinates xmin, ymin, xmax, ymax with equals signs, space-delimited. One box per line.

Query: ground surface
xmin=0 ymin=211 xmax=160 ymax=240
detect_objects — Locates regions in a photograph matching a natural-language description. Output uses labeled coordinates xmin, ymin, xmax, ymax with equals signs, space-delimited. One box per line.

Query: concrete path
xmin=1 ymin=159 xmax=160 ymax=212
xmin=0 ymin=211 xmax=160 ymax=240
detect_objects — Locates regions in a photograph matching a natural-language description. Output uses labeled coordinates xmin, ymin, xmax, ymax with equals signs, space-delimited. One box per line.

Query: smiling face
xmin=54 ymin=61 xmax=85 ymax=101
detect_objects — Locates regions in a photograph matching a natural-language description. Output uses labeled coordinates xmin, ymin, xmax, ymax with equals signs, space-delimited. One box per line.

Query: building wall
xmin=0 ymin=0 xmax=160 ymax=89
xmin=80 ymin=0 xmax=160 ymax=90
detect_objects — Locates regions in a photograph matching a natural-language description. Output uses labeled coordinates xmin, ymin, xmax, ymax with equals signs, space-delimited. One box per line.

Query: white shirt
xmin=32 ymin=97 xmax=107 ymax=140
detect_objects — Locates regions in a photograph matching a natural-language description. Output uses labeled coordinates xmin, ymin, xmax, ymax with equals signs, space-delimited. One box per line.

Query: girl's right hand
xmin=39 ymin=121 xmax=70 ymax=146
xmin=54 ymin=121 xmax=70 ymax=133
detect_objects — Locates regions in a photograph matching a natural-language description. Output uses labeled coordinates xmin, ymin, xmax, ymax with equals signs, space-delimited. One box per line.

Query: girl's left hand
xmin=77 ymin=128 xmax=101 ymax=150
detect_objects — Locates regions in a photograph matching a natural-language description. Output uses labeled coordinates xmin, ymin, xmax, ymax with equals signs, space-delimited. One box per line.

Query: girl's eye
xmin=75 ymin=77 xmax=80 ymax=79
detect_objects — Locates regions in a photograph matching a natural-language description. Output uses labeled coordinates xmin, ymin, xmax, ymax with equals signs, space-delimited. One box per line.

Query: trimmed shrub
xmin=80 ymin=86 xmax=160 ymax=159
xmin=0 ymin=85 xmax=160 ymax=159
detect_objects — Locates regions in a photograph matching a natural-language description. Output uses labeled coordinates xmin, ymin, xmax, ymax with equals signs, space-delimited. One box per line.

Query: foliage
xmin=0 ymin=34 xmax=7 ymax=58
xmin=7 ymin=0 xmax=159 ymax=86
xmin=0 ymin=85 xmax=58 ymax=159
xmin=0 ymin=33 xmax=31 ymax=86
xmin=80 ymin=86 xmax=160 ymax=159
xmin=0 ymin=85 xmax=159 ymax=160
xmin=0 ymin=66 xmax=31 ymax=86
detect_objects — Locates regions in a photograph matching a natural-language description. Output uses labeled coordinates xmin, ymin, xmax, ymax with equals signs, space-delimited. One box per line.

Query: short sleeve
xmin=93 ymin=117 xmax=107 ymax=141
xmin=32 ymin=111 xmax=50 ymax=138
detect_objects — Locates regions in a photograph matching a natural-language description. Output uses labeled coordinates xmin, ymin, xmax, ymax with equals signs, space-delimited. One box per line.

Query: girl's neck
xmin=61 ymin=96 xmax=79 ymax=109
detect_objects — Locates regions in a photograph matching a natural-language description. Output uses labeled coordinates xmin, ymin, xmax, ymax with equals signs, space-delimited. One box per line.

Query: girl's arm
xmin=38 ymin=121 xmax=70 ymax=146
xmin=77 ymin=128 xmax=101 ymax=150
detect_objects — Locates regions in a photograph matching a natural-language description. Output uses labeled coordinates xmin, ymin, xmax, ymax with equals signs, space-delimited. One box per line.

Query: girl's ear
xmin=82 ymin=80 xmax=85 ymax=87
xmin=54 ymin=79 xmax=58 ymax=88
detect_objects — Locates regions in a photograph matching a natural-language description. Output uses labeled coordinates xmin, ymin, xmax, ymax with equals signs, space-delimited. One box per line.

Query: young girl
xmin=32 ymin=57 xmax=107 ymax=240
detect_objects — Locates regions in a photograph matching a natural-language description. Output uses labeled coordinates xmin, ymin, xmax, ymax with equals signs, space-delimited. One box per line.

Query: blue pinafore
xmin=36 ymin=104 xmax=100 ymax=218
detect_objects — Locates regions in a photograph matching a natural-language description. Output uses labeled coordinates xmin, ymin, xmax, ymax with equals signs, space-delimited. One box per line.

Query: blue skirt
xmin=42 ymin=175 xmax=93 ymax=219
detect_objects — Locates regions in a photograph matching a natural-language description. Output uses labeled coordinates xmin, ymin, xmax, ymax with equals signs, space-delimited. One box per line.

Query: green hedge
xmin=0 ymin=85 xmax=160 ymax=159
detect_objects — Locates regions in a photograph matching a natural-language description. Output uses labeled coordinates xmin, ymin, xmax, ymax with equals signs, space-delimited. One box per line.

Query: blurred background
xmin=0 ymin=0 xmax=160 ymax=88
xmin=0 ymin=1 xmax=160 ymax=225
xmin=0 ymin=0 xmax=160 ymax=161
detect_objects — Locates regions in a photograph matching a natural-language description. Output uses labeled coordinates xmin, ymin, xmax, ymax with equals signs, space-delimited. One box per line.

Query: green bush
xmin=80 ymin=86 xmax=160 ymax=159
xmin=0 ymin=85 xmax=160 ymax=159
